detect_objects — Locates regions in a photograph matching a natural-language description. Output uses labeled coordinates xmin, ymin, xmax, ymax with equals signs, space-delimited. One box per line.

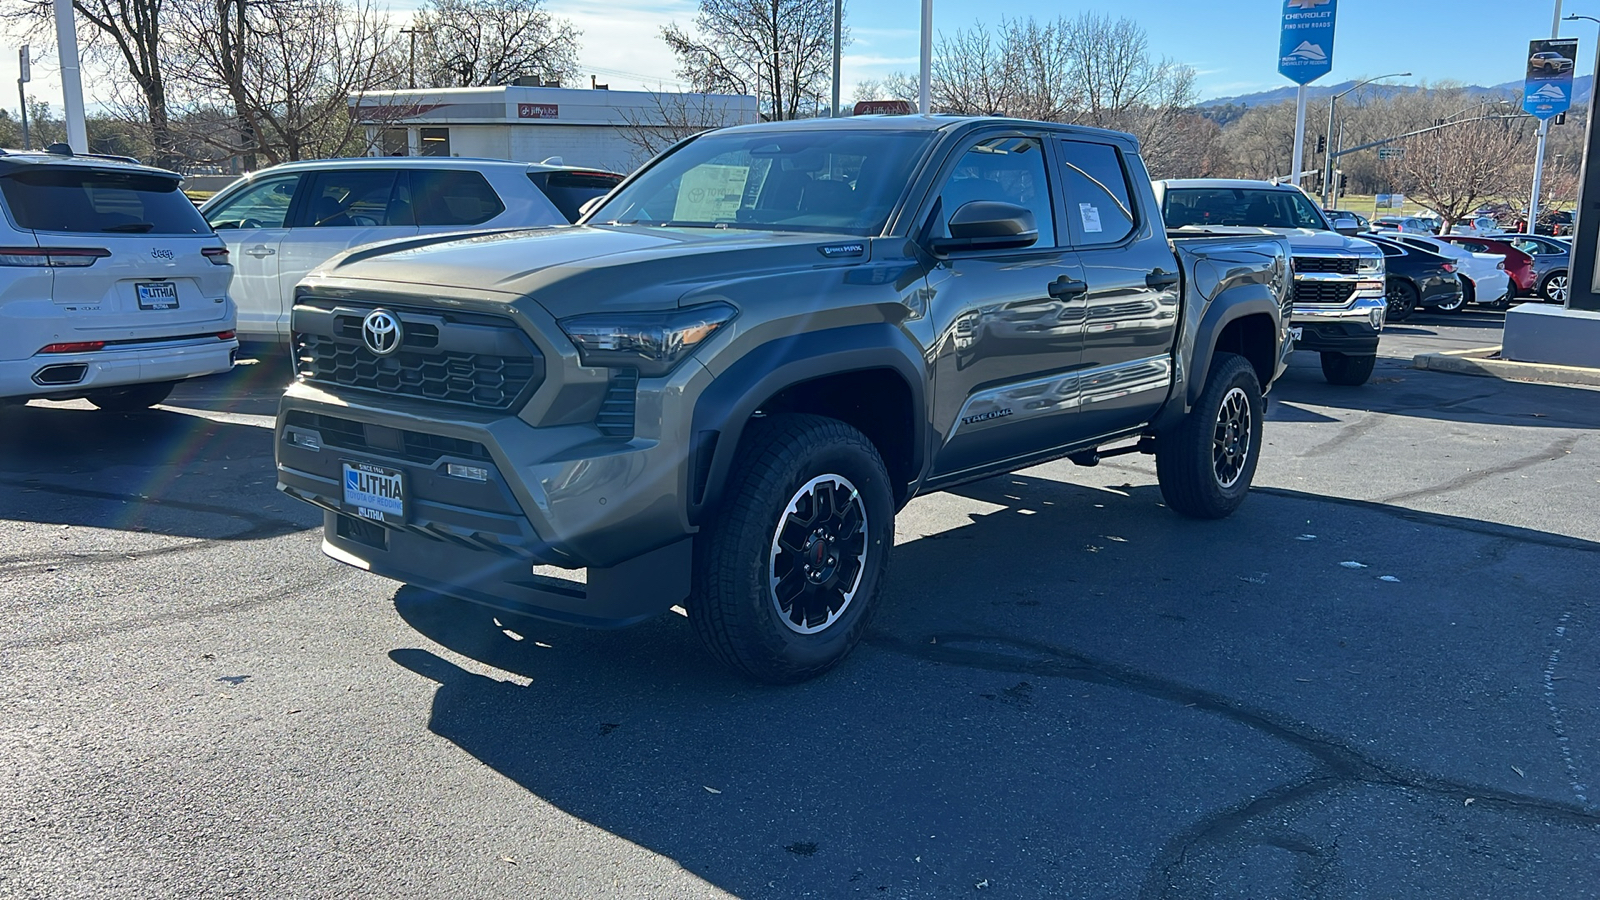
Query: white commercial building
xmin=349 ymin=85 xmax=759 ymax=174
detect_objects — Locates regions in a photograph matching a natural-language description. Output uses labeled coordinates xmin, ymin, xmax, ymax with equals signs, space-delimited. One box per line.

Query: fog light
xmin=447 ymin=463 xmax=489 ymax=482
xmin=289 ymin=430 xmax=322 ymax=452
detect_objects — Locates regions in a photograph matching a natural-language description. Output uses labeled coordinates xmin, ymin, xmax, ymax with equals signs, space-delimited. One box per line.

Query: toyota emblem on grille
xmin=362 ymin=309 xmax=402 ymax=356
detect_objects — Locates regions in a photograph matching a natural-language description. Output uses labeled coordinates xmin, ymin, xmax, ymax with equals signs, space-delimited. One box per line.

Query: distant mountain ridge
xmin=1198 ymin=75 xmax=1594 ymax=108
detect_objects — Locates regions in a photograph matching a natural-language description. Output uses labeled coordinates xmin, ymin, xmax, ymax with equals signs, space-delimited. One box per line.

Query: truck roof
xmin=1156 ymin=178 xmax=1299 ymax=191
xmin=714 ymin=114 xmax=1140 ymax=146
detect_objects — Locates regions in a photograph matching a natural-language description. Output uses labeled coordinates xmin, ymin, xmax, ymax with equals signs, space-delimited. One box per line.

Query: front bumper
xmin=0 ymin=337 xmax=238 ymax=401
xmin=275 ymin=361 xmax=712 ymax=627
xmin=1291 ymin=293 xmax=1385 ymax=355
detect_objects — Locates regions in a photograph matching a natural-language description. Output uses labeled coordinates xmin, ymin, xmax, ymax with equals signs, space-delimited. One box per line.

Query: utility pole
xmin=17 ymin=45 xmax=29 ymax=151
xmin=830 ymin=0 xmax=841 ymax=117
xmin=400 ymin=26 xmax=433 ymax=90
xmin=1528 ymin=0 xmax=1564 ymax=233
xmin=918 ymin=0 xmax=931 ymax=114
xmin=52 ymin=0 xmax=87 ymax=151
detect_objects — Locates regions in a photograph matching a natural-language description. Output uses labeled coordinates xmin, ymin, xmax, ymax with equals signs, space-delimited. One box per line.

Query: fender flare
xmin=1185 ymin=283 xmax=1282 ymax=409
xmin=687 ymin=323 xmax=928 ymax=522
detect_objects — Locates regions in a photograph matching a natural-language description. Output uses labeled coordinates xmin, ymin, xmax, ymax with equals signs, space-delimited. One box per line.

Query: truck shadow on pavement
xmin=0 ymin=402 xmax=315 ymax=542
xmin=1271 ymin=364 xmax=1600 ymax=431
xmin=390 ymin=472 xmax=1600 ymax=899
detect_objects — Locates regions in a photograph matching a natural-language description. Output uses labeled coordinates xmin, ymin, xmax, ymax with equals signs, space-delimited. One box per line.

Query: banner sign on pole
xmin=1524 ymin=38 xmax=1578 ymax=120
xmin=1279 ymin=0 xmax=1337 ymax=85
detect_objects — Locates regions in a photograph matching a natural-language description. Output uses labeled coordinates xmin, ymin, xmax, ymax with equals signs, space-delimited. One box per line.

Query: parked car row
xmin=2 ymin=147 xmax=624 ymax=410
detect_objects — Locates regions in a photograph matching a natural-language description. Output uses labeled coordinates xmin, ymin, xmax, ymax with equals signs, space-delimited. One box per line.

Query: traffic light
xmin=1316 ymin=135 xmax=1326 ymax=153
xmin=1338 ymin=173 xmax=1348 ymax=198
xmin=1556 ymin=113 xmax=1568 ymax=126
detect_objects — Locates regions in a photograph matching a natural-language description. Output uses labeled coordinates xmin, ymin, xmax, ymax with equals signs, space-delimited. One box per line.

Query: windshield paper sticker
xmin=1079 ymin=203 xmax=1103 ymax=234
xmin=674 ymin=165 xmax=750 ymax=222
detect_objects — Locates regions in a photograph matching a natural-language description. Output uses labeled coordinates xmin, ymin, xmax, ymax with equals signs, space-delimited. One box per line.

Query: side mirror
xmin=1333 ymin=216 xmax=1361 ymax=236
xmin=578 ymin=196 xmax=606 ymax=219
xmin=930 ymin=201 xmax=1039 ymax=253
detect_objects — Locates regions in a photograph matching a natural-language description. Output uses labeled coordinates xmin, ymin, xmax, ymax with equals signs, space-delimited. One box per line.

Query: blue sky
xmin=1 ymin=0 xmax=1593 ymax=107
xmin=555 ymin=0 xmax=1596 ymax=101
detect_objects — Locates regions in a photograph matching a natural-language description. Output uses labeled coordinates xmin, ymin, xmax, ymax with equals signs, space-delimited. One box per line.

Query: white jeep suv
xmin=0 ymin=146 xmax=238 ymax=411
xmin=199 ymin=158 xmax=622 ymax=347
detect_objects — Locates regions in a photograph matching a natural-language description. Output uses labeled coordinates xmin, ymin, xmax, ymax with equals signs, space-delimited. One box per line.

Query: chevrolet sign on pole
xmin=1279 ymin=0 xmax=1337 ymax=188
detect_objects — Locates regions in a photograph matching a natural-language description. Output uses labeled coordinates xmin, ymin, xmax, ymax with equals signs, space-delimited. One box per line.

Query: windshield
xmin=1163 ymin=187 xmax=1331 ymax=231
xmin=589 ymin=130 xmax=936 ymax=236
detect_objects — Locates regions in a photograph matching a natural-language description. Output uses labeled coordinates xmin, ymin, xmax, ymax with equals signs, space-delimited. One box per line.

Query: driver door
xmin=204 ymin=173 xmax=303 ymax=341
xmin=278 ymin=169 xmax=418 ymax=316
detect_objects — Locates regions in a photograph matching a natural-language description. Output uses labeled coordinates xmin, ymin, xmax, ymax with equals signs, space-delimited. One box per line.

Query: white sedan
xmin=1381 ymin=233 xmax=1511 ymax=310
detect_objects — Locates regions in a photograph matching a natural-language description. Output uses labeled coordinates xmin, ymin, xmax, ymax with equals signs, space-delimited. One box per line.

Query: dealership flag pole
xmin=1277 ymin=0 xmax=1338 ymax=188
xmin=1529 ymin=0 xmax=1565 ymax=233
xmin=52 ymin=0 xmax=87 ymax=152
xmin=1291 ymin=85 xmax=1308 ymax=186
xmin=919 ymin=0 xmax=932 ymax=114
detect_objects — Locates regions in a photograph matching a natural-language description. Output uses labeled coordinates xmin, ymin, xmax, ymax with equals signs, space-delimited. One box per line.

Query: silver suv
xmin=200 ymin=158 xmax=623 ymax=347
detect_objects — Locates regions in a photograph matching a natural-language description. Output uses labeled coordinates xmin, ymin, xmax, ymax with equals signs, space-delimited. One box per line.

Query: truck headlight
xmin=559 ymin=302 xmax=736 ymax=376
xmin=1357 ymin=255 xmax=1384 ymax=277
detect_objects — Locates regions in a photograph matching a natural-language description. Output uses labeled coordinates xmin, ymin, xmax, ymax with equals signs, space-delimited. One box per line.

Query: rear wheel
xmin=1541 ymin=271 xmax=1570 ymax=304
xmin=84 ymin=381 xmax=175 ymax=411
xmin=1385 ymin=280 xmax=1417 ymax=322
xmin=1155 ymin=353 xmax=1263 ymax=520
xmin=1320 ymin=351 xmax=1376 ymax=386
xmin=1436 ymin=281 xmax=1469 ymax=313
xmin=690 ymin=414 xmax=894 ymax=684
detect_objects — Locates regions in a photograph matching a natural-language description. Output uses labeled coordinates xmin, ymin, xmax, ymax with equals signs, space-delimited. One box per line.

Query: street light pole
xmin=830 ymin=0 xmax=841 ymax=117
xmin=400 ymin=26 xmax=432 ymax=90
xmin=1321 ymin=71 xmax=1411 ymax=208
xmin=918 ymin=0 xmax=932 ymax=114
xmin=52 ymin=0 xmax=87 ymax=152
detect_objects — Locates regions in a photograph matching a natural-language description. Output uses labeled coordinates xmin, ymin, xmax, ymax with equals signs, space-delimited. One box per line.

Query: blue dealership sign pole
xmin=1279 ymin=0 xmax=1338 ymax=187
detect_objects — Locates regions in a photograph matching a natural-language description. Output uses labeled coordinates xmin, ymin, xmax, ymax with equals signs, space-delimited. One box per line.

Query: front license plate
xmin=342 ymin=461 xmax=405 ymax=524
xmin=136 ymin=282 xmax=180 ymax=310
xmin=1290 ymin=326 xmax=1304 ymax=342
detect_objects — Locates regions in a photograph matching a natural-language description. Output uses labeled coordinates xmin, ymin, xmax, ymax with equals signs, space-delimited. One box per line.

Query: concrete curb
xmin=1412 ymin=346 xmax=1600 ymax=387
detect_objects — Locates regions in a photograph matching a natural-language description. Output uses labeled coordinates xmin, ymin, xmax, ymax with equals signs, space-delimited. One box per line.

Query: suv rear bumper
xmin=275 ymin=370 xmax=708 ymax=627
xmin=0 ymin=336 xmax=237 ymax=400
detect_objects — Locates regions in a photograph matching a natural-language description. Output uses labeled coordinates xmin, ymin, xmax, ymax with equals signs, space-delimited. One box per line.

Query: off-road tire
xmin=1320 ymin=351 xmax=1376 ymax=386
xmin=85 ymin=381 xmax=175 ymax=411
xmin=689 ymin=414 xmax=894 ymax=684
xmin=1385 ymin=279 xmax=1417 ymax=322
xmin=1155 ymin=353 xmax=1263 ymax=520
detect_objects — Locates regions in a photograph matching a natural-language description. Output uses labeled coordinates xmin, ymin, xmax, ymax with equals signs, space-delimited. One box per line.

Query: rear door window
xmin=1056 ymin=140 xmax=1137 ymax=245
xmin=411 ymin=169 xmax=506 ymax=226
xmin=298 ymin=170 xmax=406 ymax=228
xmin=535 ymin=171 xmax=624 ymax=223
xmin=1 ymin=167 xmax=210 ymax=234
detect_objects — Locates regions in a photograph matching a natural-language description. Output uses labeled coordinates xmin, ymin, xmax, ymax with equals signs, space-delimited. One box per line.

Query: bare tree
xmin=662 ymin=0 xmax=844 ymax=121
xmin=1382 ymin=115 xmax=1531 ymax=232
xmin=614 ymin=89 xmax=740 ymax=162
xmin=412 ymin=0 xmax=580 ymax=88
xmin=5 ymin=0 xmax=180 ymax=166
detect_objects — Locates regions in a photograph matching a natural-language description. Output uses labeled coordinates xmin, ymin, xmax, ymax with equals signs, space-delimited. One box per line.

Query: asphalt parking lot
xmin=4 ymin=309 xmax=1600 ymax=899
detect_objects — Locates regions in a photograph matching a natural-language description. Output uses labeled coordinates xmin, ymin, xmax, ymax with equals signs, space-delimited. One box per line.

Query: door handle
xmin=1048 ymin=276 xmax=1088 ymax=299
xmin=245 ymin=246 xmax=276 ymax=258
xmin=1145 ymin=268 xmax=1179 ymax=290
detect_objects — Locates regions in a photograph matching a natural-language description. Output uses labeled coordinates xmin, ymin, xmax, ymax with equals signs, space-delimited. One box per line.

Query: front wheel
xmin=1385 ymin=279 xmax=1417 ymax=322
xmin=690 ymin=414 xmax=894 ymax=684
xmin=1542 ymin=271 xmax=1570 ymax=304
xmin=84 ymin=381 xmax=175 ymax=411
xmin=1155 ymin=353 xmax=1264 ymax=520
xmin=1320 ymin=351 xmax=1376 ymax=386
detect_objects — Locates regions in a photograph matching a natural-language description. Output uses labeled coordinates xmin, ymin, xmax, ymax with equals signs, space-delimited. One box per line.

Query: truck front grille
xmin=1294 ymin=257 xmax=1359 ymax=275
xmin=291 ymin=301 xmax=543 ymax=411
xmin=1292 ymin=281 xmax=1356 ymax=305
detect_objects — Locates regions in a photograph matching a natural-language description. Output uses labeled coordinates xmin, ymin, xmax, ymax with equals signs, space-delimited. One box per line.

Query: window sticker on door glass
xmin=673 ymin=165 xmax=750 ymax=222
xmin=1079 ymin=203 xmax=1103 ymax=234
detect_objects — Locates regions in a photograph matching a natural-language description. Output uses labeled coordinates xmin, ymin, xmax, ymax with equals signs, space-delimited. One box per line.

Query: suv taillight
xmin=0 ymin=247 xmax=111 ymax=267
xmin=202 ymin=247 xmax=230 ymax=266
xmin=40 ymin=341 xmax=106 ymax=353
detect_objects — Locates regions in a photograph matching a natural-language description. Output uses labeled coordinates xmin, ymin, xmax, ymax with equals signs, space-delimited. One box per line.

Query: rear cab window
xmin=1055 ymin=140 xmax=1137 ymax=245
xmin=534 ymin=171 xmax=623 ymax=223
xmin=1 ymin=166 xmax=210 ymax=235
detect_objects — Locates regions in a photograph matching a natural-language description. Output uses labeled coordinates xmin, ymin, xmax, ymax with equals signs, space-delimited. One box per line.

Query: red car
xmin=1434 ymin=235 xmax=1536 ymax=295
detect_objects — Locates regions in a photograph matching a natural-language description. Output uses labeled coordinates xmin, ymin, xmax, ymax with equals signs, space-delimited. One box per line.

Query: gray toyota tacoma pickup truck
xmin=276 ymin=117 xmax=1293 ymax=682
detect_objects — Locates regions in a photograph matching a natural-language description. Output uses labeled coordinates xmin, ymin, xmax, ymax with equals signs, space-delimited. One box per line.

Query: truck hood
xmin=1173 ymin=226 xmax=1379 ymax=255
xmin=310 ymin=225 xmax=873 ymax=318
